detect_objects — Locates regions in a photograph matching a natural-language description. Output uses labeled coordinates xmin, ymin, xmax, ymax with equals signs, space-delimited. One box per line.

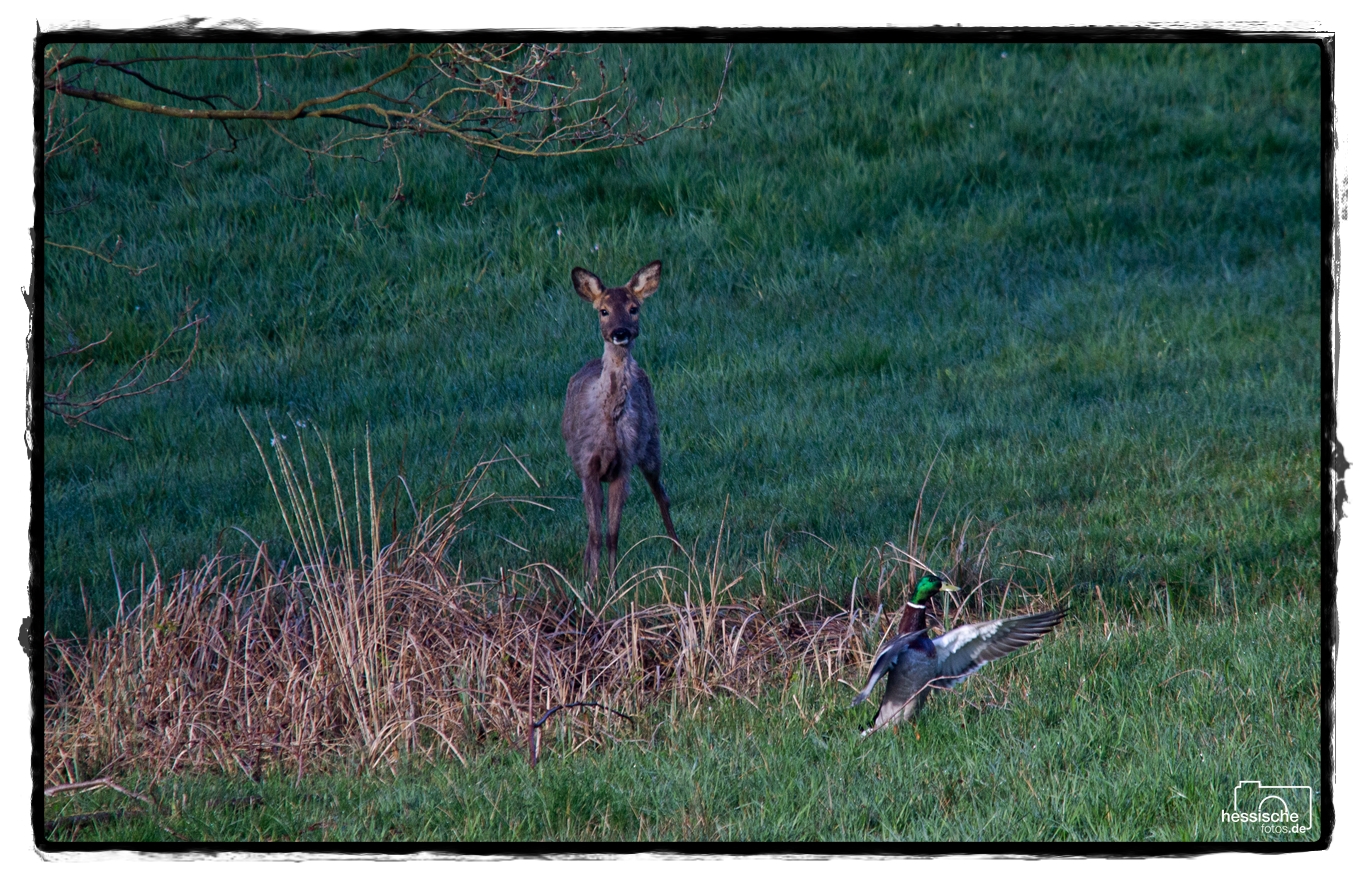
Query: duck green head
xmin=909 ymin=573 xmax=958 ymax=607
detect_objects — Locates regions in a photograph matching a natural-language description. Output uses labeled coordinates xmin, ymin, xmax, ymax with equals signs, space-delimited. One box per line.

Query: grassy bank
xmin=41 ymin=40 xmax=1324 ymax=845
xmin=43 ymin=42 xmax=1321 ymax=636
xmin=44 ymin=598 xmax=1320 ymax=843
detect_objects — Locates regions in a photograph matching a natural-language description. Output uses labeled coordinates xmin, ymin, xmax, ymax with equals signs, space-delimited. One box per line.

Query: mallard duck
xmin=853 ymin=574 xmax=1067 ymax=735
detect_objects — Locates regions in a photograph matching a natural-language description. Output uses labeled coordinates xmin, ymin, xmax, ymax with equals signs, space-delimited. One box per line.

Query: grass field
xmin=43 ymin=595 xmax=1321 ymax=843
xmin=41 ymin=41 xmax=1323 ymax=844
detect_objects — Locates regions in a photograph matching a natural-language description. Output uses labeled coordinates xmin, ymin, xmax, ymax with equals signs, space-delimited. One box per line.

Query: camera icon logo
xmin=1229 ymin=780 xmax=1313 ymax=831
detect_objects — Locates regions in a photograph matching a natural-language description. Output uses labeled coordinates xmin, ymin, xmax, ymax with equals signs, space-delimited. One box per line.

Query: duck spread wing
xmin=929 ymin=607 xmax=1067 ymax=687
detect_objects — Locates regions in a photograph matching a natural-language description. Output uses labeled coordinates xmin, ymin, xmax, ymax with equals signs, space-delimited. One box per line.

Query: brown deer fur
xmin=562 ymin=261 xmax=680 ymax=584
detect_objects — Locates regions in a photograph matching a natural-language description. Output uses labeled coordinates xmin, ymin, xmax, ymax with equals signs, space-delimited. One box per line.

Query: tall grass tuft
xmin=45 ymin=431 xmax=1055 ymax=784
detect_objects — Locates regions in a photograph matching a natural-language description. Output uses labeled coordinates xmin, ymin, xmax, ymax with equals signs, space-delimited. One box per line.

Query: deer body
xmin=562 ymin=261 xmax=680 ymax=583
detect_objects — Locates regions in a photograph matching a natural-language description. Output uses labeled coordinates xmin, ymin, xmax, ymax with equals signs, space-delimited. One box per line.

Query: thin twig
xmin=528 ymin=701 xmax=636 ymax=767
xmin=44 ymin=304 xmax=206 ymax=439
xmin=46 ymin=241 xmax=157 ymax=276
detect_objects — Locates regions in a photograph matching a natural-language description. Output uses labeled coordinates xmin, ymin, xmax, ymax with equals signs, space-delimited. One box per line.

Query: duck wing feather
xmin=929 ymin=606 xmax=1067 ymax=688
xmin=851 ymin=629 xmax=934 ymax=705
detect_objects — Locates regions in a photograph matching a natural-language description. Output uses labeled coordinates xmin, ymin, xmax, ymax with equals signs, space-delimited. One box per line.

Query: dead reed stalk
xmin=44 ymin=432 xmax=1039 ymax=782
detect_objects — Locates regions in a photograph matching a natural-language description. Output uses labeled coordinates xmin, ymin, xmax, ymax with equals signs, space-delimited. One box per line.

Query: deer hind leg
xmin=605 ymin=474 xmax=631 ymax=583
xmin=581 ymin=477 xmax=605 ymax=584
xmin=639 ymin=460 xmax=680 ymax=552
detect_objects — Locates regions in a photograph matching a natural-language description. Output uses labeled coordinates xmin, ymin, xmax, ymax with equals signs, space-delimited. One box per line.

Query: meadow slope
xmin=41 ymin=41 xmax=1323 ymax=844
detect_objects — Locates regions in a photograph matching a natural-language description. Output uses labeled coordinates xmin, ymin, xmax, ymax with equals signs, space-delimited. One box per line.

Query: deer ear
xmin=626 ymin=261 xmax=662 ymax=299
xmin=571 ymin=267 xmax=605 ymax=302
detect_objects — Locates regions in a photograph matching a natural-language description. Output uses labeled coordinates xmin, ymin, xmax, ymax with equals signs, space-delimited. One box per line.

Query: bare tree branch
xmin=43 ymin=43 xmax=732 ymax=172
xmin=44 ymin=305 xmax=206 ymax=441
xmin=44 ymin=47 xmax=95 ymax=164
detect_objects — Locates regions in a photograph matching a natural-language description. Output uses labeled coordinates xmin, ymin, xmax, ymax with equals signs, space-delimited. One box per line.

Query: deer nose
xmin=610 ymin=328 xmax=633 ymax=343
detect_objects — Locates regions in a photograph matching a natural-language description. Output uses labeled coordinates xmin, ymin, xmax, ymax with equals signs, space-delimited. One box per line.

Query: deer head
xmin=571 ymin=261 xmax=662 ymax=350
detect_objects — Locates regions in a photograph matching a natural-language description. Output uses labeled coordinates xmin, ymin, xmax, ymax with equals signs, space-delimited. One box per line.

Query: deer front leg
xmin=581 ymin=477 xmax=605 ymax=585
xmin=640 ymin=464 xmax=680 ymax=553
xmin=605 ymin=474 xmax=631 ymax=583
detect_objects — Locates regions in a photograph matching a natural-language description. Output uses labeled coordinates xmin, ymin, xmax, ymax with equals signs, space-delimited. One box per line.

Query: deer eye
xmin=599 ymin=308 xmax=609 ymax=316
xmin=628 ymin=305 xmax=638 ymax=315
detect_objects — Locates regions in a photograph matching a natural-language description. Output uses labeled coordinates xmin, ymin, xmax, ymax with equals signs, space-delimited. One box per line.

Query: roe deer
xmin=562 ymin=260 xmax=680 ymax=584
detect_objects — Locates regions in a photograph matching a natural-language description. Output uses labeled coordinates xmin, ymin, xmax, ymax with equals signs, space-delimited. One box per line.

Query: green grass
xmin=43 ymin=42 xmax=1320 ymax=636
xmin=44 ymin=597 xmax=1320 ymax=843
xmin=41 ymin=41 xmax=1323 ymax=845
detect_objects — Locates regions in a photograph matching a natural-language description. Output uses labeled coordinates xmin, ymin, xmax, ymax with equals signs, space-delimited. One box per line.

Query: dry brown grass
xmin=43 ymin=428 xmax=1026 ymax=785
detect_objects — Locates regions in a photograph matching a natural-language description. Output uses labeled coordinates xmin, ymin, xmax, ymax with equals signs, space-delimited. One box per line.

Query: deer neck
xmin=602 ymin=339 xmax=634 ymax=367
xmin=600 ymin=342 xmax=635 ymax=421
